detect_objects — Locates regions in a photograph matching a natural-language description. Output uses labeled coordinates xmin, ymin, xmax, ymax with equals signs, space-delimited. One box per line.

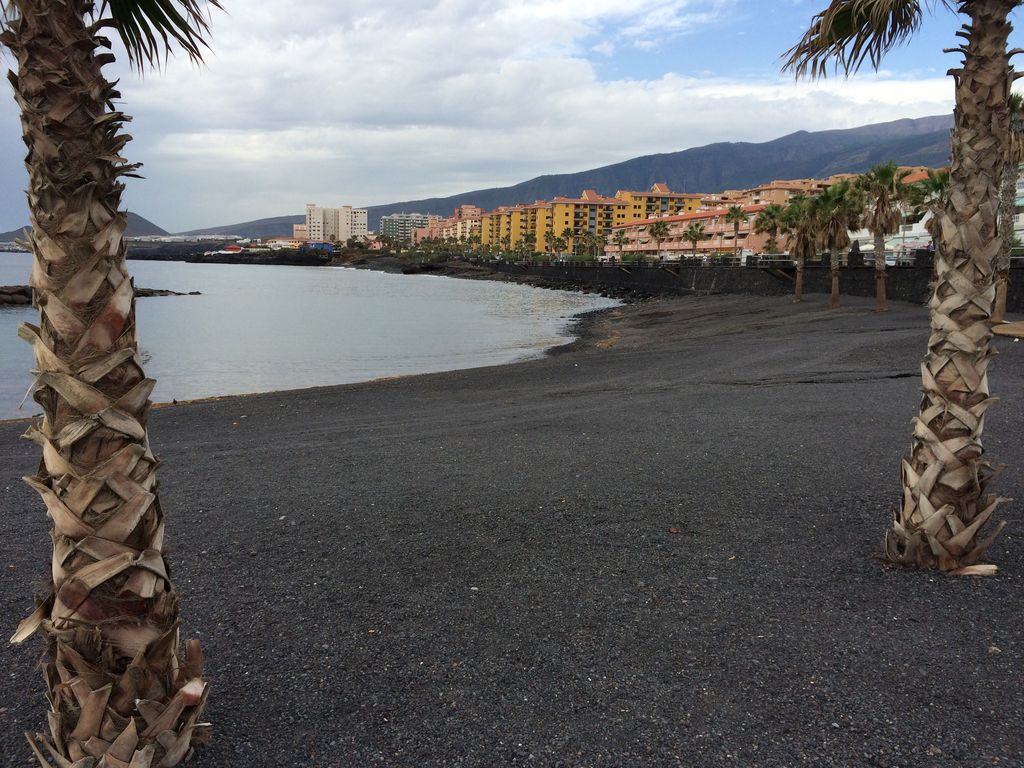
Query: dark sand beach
xmin=1 ymin=294 xmax=1022 ymax=767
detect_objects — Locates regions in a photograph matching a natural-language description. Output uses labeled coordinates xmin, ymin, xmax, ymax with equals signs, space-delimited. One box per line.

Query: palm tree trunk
xmin=874 ymin=232 xmax=888 ymax=312
xmin=884 ymin=0 xmax=1015 ymax=574
xmin=794 ymin=255 xmax=804 ymax=303
xmin=993 ymin=156 xmax=1018 ymax=321
xmin=4 ymin=1 xmax=208 ymax=765
xmin=829 ymin=248 xmax=840 ymax=308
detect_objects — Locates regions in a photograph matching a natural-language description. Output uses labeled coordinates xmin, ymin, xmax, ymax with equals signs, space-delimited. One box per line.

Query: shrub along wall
xmin=495 ymin=259 xmax=1024 ymax=314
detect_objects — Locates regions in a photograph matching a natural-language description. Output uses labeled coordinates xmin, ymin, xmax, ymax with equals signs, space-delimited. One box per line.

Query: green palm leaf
xmin=100 ymin=0 xmax=222 ymax=68
xmin=782 ymin=0 xmax=939 ymax=78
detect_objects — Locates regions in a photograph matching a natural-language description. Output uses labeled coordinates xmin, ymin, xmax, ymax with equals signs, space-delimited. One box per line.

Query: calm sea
xmin=0 ymin=253 xmax=617 ymax=420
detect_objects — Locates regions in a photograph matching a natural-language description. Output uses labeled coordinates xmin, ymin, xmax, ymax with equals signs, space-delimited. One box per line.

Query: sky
xmin=1 ymin=0 xmax=1022 ymax=233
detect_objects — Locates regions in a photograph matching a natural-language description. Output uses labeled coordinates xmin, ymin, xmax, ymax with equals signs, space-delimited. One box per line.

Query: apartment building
xmin=479 ymin=203 xmax=540 ymax=249
xmin=306 ymin=203 xmax=369 ymax=243
xmin=380 ymin=212 xmax=441 ymax=243
xmin=615 ymin=183 xmax=703 ymax=220
xmin=439 ymin=204 xmax=484 ymax=241
xmin=607 ymin=204 xmax=780 ymax=260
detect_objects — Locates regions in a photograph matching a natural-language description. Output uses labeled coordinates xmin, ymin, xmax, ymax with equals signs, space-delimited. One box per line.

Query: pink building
xmin=606 ymin=204 xmax=791 ymax=260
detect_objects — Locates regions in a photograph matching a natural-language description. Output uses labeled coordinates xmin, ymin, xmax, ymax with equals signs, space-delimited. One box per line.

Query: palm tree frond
xmin=783 ymin=0 xmax=926 ymax=79
xmin=100 ymin=0 xmax=222 ymax=69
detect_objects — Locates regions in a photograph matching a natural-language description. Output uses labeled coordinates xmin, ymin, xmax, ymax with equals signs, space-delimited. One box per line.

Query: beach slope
xmin=1 ymin=294 xmax=1021 ymax=767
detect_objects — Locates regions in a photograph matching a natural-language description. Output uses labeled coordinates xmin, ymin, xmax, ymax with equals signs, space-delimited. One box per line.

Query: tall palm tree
xmin=857 ymin=161 xmax=912 ymax=312
xmin=683 ymin=222 xmax=706 ymax=259
xmin=813 ymin=179 xmax=862 ymax=308
xmin=2 ymin=0 xmax=218 ymax=764
xmin=787 ymin=0 xmax=1016 ymax=574
xmin=612 ymin=229 xmax=629 ymax=263
xmin=754 ymin=203 xmax=786 ymax=254
xmin=725 ymin=205 xmax=746 ymax=262
xmin=995 ymin=90 xmax=1024 ymax=321
xmin=648 ymin=220 xmax=670 ymax=262
xmin=784 ymin=194 xmax=821 ymax=303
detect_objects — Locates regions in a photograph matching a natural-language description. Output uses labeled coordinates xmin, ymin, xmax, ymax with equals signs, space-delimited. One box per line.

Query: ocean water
xmin=0 ymin=253 xmax=617 ymax=420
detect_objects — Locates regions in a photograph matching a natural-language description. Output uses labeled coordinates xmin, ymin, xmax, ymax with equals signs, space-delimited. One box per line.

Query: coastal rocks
xmin=0 ymin=285 xmax=30 ymax=305
xmin=136 ymin=287 xmax=202 ymax=297
xmin=0 ymin=285 xmax=199 ymax=305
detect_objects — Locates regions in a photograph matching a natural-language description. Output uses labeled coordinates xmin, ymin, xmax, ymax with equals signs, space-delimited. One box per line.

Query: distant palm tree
xmin=909 ymin=168 xmax=951 ymax=248
xmin=754 ymin=203 xmax=786 ymax=254
xmin=560 ymin=226 xmax=575 ymax=256
xmin=814 ymin=179 xmax=862 ymax=309
xmin=612 ymin=230 xmax=629 ymax=263
xmin=725 ymin=205 xmax=746 ymax=261
xmin=683 ymin=222 xmax=706 ymax=259
xmin=786 ymin=0 xmax=1015 ymax=573
xmin=521 ymin=231 xmax=537 ymax=258
xmin=648 ymin=220 xmax=670 ymax=261
xmin=544 ymin=229 xmax=557 ymax=256
xmin=857 ymin=161 xmax=912 ymax=312
xmin=2 ymin=0 xmax=219 ymax=764
xmin=995 ymin=91 xmax=1024 ymax=321
xmin=784 ymin=194 xmax=820 ymax=303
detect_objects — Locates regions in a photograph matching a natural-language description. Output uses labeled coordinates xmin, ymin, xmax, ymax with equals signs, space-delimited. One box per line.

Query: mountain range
xmin=359 ymin=114 xmax=953 ymax=229
xmin=0 ymin=211 xmax=167 ymax=243
xmin=3 ymin=114 xmax=954 ymax=240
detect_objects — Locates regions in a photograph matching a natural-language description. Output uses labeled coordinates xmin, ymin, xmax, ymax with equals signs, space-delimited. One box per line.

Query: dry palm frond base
xmin=3 ymin=0 xmax=210 ymax=764
xmin=992 ymin=319 xmax=1024 ymax=337
xmin=881 ymin=0 xmax=1014 ymax=577
xmin=885 ymin=222 xmax=1009 ymax=577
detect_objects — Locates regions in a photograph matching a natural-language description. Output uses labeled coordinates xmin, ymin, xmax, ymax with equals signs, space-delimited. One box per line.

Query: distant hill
xmin=361 ymin=114 xmax=953 ymax=228
xmin=177 ymin=214 xmax=304 ymax=239
xmin=0 ymin=211 xmax=168 ymax=242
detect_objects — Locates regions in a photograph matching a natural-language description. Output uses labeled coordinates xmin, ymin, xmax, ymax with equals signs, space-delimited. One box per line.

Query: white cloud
xmin=0 ymin=0 xmax=954 ymax=232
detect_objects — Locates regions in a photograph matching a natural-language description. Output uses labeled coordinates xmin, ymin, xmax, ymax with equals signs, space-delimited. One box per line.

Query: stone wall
xmin=495 ymin=261 xmax=1024 ymax=313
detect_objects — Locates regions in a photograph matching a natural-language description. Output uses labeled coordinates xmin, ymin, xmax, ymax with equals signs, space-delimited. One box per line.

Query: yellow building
xmin=479 ymin=183 xmax=707 ymax=253
xmin=615 ymin=183 xmax=704 ymax=221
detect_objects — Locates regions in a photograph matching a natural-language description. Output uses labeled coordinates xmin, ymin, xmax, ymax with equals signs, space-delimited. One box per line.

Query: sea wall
xmin=494 ymin=261 xmax=1024 ymax=313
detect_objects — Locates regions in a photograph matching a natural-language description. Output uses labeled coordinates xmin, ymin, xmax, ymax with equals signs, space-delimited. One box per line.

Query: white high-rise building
xmin=306 ymin=203 xmax=368 ymax=243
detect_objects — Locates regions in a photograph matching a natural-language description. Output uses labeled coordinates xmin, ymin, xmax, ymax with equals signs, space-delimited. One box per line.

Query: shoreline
xmin=0 ymin=294 xmax=622 ymax=426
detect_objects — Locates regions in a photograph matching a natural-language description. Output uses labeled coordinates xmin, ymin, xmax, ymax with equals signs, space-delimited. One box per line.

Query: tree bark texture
xmin=993 ymin=153 xmax=1018 ymax=321
xmin=793 ymin=257 xmax=804 ymax=303
xmin=874 ymin=232 xmax=888 ymax=312
xmin=3 ymin=0 xmax=209 ymax=764
xmin=829 ymin=248 xmax=840 ymax=308
xmin=885 ymin=0 xmax=1014 ymax=574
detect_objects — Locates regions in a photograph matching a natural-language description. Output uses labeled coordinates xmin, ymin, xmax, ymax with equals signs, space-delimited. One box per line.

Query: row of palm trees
xmin=749 ymin=164 xmax=957 ymax=311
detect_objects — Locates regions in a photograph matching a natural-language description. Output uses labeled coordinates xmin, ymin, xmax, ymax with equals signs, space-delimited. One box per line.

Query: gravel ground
xmin=1 ymin=294 xmax=1022 ymax=767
